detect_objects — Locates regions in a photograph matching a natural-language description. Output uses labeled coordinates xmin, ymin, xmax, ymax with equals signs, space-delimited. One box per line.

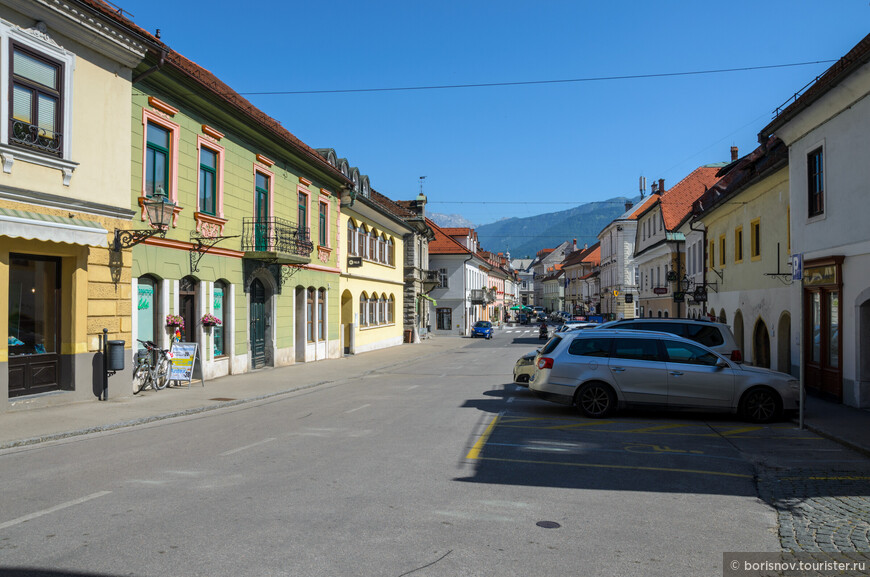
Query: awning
xmin=0 ymin=207 xmax=109 ymax=247
xmin=420 ymin=294 xmax=437 ymax=306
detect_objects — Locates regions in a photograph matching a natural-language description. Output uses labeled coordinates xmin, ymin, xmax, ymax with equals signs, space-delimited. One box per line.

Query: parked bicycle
xmin=132 ymin=339 xmax=173 ymax=394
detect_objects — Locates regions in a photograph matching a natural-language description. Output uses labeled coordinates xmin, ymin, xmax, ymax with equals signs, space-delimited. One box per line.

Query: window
xmin=319 ymin=202 xmax=328 ymax=246
xmin=807 ymin=147 xmax=824 ymax=217
xmin=137 ymin=276 xmax=159 ymax=349
xmin=734 ymin=227 xmax=743 ymax=263
xmin=568 ymin=338 xmax=612 ymax=357
xmin=318 ymin=288 xmax=326 ymax=340
xmin=357 ymin=226 xmax=365 ymax=258
xmin=213 ymin=281 xmax=228 ymax=357
xmin=347 ymin=220 xmax=356 ymax=255
xmin=750 ymin=218 xmax=761 ymax=261
xmin=708 ymin=240 xmax=715 ymax=270
xmin=663 ymin=340 xmax=719 ymax=366
xmin=368 ymin=294 xmax=376 ymax=326
xmin=378 ymin=296 xmax=386 ymax=325
xmin=387 ymin=238 xmax=394 ymax=266
xmin=145 ymin=123 xmax=170 ymax=197
xmin=199 ymin=147 xmax=217 ymax=215
xmin=437 ymin=308 xmax=452 ymax=330
xmin=387 ymin=295 xmax=394 ymax=324
xmin=438 ymin=268 xmax=449 ymax=288
xmin=612 ymin=338 xmax=661 ymax=361
xmin=298 ymin=192 xmax=308 ymax=233
xmin=369 ymin=231 xmax=375 ymax=261
xmin=10 ymin=43 xmax=63 ymax=156
xmin=719 ymin=235 xmax=726 ymax=267
xmin=307 ymin=288 xmax=314 ymax=342
xmin=359 ymin=293 xmax=368 ymax=327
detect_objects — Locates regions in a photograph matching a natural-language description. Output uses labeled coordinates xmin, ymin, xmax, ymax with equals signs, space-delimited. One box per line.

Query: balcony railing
xmin=242 ymin=218 xmax=313 ymax=264
xmin=10 ymin=119 xmax=62 ymax=156
xmin=470 ymin=289 xmax=486 ymax=304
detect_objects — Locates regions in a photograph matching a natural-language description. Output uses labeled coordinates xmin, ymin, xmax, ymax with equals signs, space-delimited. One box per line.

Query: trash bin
xmin=107 ymin=340 xmax=126 ymax=371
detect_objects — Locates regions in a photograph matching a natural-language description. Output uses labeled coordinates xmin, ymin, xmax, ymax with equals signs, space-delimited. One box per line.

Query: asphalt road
xmin=1 ymin=326 xmax=867 ymax=576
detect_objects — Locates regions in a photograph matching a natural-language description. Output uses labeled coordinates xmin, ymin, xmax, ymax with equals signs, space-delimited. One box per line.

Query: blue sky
xmin=118 ymin=0 xmax=868 ymax=225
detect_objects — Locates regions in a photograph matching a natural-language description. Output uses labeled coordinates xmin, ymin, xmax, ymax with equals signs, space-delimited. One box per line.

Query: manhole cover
xmin=536 ymin=521 xmax=561 ymax=529
xmin=209 ymin=398 xmax=236 ymax=401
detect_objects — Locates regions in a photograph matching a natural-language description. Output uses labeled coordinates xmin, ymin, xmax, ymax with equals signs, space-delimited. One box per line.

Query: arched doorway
xmin=250 ymin=278 xmax=266 ymax=369
xmin=733 ymin=310 xmax=744 ymax=359
xmin=753 ymin=319 xmax=771 ymax=368
xmin=719 ymin=308 xmax=727 ymax=324
xmin=341 ymin=290 xmax=353 ymax=354
xmin=777 ymin=312 xmax=792 ymax=375
xmin=179 ymin=276 xmax=198 ymax=342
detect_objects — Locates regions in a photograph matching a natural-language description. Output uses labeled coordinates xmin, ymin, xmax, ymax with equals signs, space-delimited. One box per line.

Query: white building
xmin=759 ymin=32 xmax=870 ymax=406
xmin=598 ymin=198 xmax=655 ymax=320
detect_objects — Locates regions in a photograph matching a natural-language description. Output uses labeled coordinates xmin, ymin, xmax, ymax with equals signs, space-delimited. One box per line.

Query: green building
xmin=129 ymin=44 xmax=352 ymax=381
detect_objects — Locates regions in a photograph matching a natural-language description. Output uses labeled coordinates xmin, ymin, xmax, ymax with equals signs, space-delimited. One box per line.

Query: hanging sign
xmin=348 ymin=256 xmax=363 ymax=268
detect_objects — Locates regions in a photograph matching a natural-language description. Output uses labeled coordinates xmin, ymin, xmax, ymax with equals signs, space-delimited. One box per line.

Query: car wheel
xmin=575 ymin=382 xmax=616 ymax=418
xmin=740 ymin=387 xmax=782 ymax=423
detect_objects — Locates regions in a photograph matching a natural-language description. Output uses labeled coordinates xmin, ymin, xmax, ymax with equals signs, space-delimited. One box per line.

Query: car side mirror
xmin=715 ymin=358 xmax=729 ymax=370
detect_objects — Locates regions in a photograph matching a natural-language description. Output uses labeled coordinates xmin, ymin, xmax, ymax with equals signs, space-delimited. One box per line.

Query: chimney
xmin=625 ymin=200 xmax=633 ymax=212
xmin=573 ymin=238 xmax=577 ymax=251
xmin=731 ymin=146 xmax=739 ymax=162
xmin=658 ymin=178 xmax=665 ymax=194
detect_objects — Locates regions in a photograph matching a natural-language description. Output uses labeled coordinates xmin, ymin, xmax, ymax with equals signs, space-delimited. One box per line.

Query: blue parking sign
xmin=792 ymin=253 xmax=803 ymax=281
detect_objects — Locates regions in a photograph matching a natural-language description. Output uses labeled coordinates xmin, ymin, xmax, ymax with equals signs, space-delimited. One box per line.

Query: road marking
xmin=622 ymin=424 xmax=693 ymax=433
xmin=406 ymin=385 xmax=419 ymax=390
xmin=506 ymin=397 xmax=515 ymax=403
xmin=719 ymin=426 xmax=763 ymax=436
xmin=220 ymin=438 xmax=276 ymax=456
xmin=345 ymin=403 xmax=372 ymax=414
xmin=0 ymin=491 xmax=112 ymax=531
xmin=477 ymin=456 xmax=752 ymax=479
xmin=466 ymin=414 xmax=501 ymax=460
xmin=546 ymin=421 xmax=615 ymax=430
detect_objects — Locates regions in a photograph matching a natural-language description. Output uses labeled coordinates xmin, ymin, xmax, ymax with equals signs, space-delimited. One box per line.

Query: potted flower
xmin=165 ymin=314 xmax=184 ymax=330
xmin=201 ymin=313 xmax=222 ymax=327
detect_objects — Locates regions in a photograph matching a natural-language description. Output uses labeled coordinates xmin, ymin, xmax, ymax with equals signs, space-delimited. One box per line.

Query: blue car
xmin=471 ymin=321 xmax=494 ymax=339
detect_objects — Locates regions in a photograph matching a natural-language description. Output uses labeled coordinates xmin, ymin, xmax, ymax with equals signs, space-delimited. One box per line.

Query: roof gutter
xmin=133 ymin=49 xmax=167 ymax=84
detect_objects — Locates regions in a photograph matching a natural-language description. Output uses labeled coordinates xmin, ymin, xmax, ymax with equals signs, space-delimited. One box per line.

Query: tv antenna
xmin=419 ymin=176 xmax=426 ymax=195
xmin=639 ymin=176 xmax=647 ymax=199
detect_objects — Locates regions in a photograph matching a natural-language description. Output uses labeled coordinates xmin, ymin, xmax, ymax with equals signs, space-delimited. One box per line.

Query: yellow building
xmin=338 ymin=185 xmax=411 ymax=354
xmin=0 ymin=2 xmax=152 ymax=410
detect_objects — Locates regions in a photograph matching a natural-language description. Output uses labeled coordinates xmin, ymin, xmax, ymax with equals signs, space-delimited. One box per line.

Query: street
xmin=2 ymin=327 xmax=869 ymax=576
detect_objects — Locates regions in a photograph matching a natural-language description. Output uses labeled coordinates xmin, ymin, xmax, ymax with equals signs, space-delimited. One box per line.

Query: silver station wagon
xmin=529 ymin=329 xmax=799 ymax=423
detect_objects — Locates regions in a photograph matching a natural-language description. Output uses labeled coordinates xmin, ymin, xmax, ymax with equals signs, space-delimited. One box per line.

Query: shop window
xmin=213 ymin=280 xmax=228 ymax=356
xmin=137 ymin=275 xmax=160 ymax=349
xmin=318 ymin=288 xmax=326 ymax=341
xmin=437 ymin=308 xmax=452 ymax=330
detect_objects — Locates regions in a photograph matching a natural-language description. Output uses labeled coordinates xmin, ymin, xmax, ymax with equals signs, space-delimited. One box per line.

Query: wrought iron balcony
xmin=10 ymin=119 xmax=62 ymax=156
xmin=470 ymin=289 xmax=486 ymax=305
xmin=242 ymin=218 xmax=313 ymax=264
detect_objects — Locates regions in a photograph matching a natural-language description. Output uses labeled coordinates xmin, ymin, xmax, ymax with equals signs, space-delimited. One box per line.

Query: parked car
xmin=556 ymin=321 xmax=598 ymax=333
xmin=528 ymin=329 xmax=798 ymax=423
xmin=471 ymin=320 xmax=494 ymax=339
xmin=514 ymin=333 xmax=565 ymax=386
xmin=597 ymin=318 xmax=743 ymax=361
xmin=517 ymin=313 xmax=529 ymax=325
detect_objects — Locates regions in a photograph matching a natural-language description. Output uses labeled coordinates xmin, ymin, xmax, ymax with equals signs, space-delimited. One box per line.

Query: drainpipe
xmin=133 ymin=49 xmax=168 ymax=84
xmin=689 ymin=216 xmax=707 ymax=317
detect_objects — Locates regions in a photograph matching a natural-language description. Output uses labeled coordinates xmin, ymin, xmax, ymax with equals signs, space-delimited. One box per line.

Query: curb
xmin=0 ymin=380 xmax=332 ymax=451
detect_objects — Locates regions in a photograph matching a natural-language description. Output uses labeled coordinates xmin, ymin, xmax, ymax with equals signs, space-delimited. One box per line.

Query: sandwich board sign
xmin=168 ymin=342 xmax=204 ymax=387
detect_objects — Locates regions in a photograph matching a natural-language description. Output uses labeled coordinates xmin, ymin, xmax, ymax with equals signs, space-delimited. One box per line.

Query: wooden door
xmin=250 ymin=279 xmax=266 ymax=369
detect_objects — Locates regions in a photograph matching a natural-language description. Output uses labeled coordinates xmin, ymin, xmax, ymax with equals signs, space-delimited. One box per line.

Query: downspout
xmin=463 ymin=253 xmax=474 ymax=336
xmin=689 ymin=216 xmax=707 ymax=317
xmin=133 ymin=49 xmax=168 ymax=84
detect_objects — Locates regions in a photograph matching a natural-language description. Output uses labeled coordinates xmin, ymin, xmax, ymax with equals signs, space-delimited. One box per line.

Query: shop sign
xmin=673 ymin=292 xmax=685 ymax=303
xmin=348 ymin=256 xmax=363 ymax=268
xmin=791 ymin=253 xmax=802 ymax=281
xmin=624 ymin=293 xmax=634 ymax=303
xmin=693 ymin=286 xmax=708 ymax=302
xmin=653 ymin=287 xmax=668 ymax=295
xmin=803 ymin=265 xmax=837 ymax=287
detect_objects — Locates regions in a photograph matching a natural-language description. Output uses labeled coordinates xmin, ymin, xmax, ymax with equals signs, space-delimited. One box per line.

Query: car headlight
xmin=787 ymin=379 xmax=800 ymax=391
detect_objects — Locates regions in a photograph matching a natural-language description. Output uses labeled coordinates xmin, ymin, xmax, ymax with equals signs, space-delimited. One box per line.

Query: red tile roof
xmin=427 ymin=218 xmax=473 ymax=255
xmin=624 ymin=196 xmax=659 ymax=220
xmin=659 ymin=166 xmax=723 ymax=230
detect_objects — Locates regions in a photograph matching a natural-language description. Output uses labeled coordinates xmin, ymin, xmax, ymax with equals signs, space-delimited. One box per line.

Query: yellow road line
xmin=621 ymin=423 xmax=693 ymax=433
xmin=718 ymin=426 xmax=763 ymax=436
xmin=478 ymin=456 xmax=753 ymax=479
xmin=546 ymin=420 xmax=615 ymax=430
xmin=779 ymin=475 xmax=870 ymax=481
xmin=466 ymin=414 xmax=501 ymax=460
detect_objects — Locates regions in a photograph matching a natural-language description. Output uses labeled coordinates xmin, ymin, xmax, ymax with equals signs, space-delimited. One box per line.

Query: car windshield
xmin=474 ymin=321 xmax=491 ymax=328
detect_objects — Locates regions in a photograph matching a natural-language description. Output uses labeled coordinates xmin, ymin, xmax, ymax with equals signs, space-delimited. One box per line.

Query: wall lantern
xmin=113 ymin=191 xmax=176 ymax=251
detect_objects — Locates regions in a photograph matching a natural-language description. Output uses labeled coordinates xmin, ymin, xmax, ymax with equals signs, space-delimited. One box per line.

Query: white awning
xmin=0 ymin=207 xmax=109 ymax=247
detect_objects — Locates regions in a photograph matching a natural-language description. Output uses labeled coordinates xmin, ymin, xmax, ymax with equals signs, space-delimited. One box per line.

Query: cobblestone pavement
xmin=757 ymin=468 xmax=870 ymax=555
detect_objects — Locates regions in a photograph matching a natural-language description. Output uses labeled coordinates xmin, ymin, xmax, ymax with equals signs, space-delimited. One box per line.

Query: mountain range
xmin=468 ymin=196 xmax=638 ymax=259
xmin=427 ymin=212 xmax=476 ymax=229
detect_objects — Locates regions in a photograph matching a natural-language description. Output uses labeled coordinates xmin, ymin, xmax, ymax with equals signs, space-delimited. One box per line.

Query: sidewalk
xmin=0 ymin=336 xmax=467 ymax=450
xmin=795 ymin=395 xmax=870 ymax=457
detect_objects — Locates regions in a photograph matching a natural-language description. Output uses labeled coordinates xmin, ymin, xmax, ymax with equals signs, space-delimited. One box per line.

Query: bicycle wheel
xmin=153 ymin=353 xmax=171 ymax=390
xmin=132 ymin=362 xmax=152 ymax=394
